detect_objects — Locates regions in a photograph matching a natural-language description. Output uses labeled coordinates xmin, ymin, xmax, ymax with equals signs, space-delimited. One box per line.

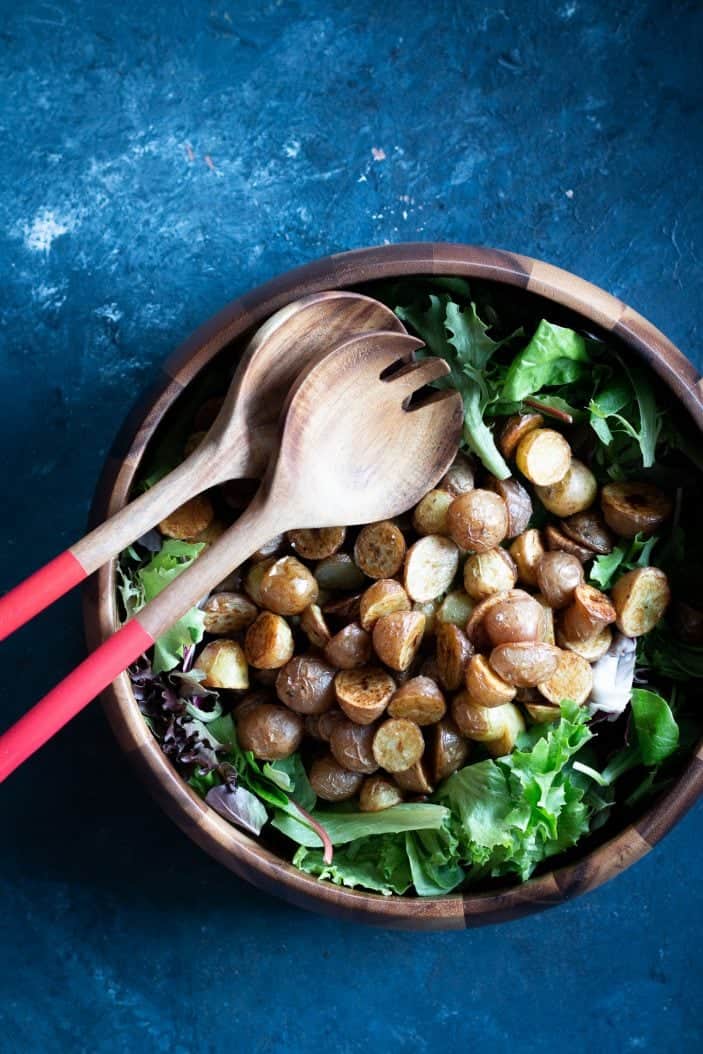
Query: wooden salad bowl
xmin=84 ymin=244 xmax=703 ymax=930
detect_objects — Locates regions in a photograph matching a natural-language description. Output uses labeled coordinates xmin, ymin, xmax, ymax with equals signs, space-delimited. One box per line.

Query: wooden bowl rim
xmin=84 ymin=242 xmax=703 ymax=930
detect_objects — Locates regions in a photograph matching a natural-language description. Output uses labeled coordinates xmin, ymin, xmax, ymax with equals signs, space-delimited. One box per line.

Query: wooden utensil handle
xmin=0 ymin=492 xmax=280 ymax=781
xmin=0 ymin=447 xmax=211 ymax=642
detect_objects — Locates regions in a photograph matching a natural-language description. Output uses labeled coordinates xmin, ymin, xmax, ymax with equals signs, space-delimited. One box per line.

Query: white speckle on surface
xmin=283 ymin=138 xmax=300 ymax=158
xmin=402 ymin=210 xmax=408 ymax=220
xmin=33 ymin=283 xmax=67 ymax=310
xmin=371 ymin=147 xmax=386 ymax=161
xmin=95 ymin=303 xmax=123 ymax=323
xmin=21 ymin=208 xmax=76 ymax=253
xmin=566 ymin=188 xmax=574 ymax=198
xmin=559 ymin=1 xmax=577 ymax=17
xmin=358 ymin=173 xmax=367 ymax=182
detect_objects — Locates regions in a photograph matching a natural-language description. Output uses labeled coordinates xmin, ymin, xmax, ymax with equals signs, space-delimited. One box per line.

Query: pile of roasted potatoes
xmin=158 ymin=411 xmax=673 ymax=812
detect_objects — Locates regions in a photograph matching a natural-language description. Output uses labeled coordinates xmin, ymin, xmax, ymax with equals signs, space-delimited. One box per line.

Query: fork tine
xmin=384 ymin=357 xmax=450 ymax=393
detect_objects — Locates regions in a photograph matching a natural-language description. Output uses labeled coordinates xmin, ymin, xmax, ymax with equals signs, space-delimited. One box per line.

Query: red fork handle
xmin=0 ymin=619 xmax=153 ymax=783
xmin=0 ymin=551 xmax=87 ymax=641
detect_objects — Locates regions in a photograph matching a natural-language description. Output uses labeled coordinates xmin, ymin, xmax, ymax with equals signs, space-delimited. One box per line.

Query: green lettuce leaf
xmin=272 ymin=802 xmax=450 ymax=848
xmin=631 ymin=688 xmax=679 ymax=766
xmin=501 ymin=321 xmax=590 ymax=402
xmin=405 ymin=828 xmax=465 ymax=896
xmin=589 ymin=533 xmax=659 ymax=591
xmin=134 ymin=540 xmax=206 ymax=673
xmin=638 ymin=621 xmax=703 ymax=681
xmin=293 ymin=834 xmax=413 ymax=896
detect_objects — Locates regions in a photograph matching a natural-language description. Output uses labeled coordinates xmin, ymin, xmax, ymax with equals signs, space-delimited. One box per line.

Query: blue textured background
xmin=1 ymin=1 xmax=702 ymax=1050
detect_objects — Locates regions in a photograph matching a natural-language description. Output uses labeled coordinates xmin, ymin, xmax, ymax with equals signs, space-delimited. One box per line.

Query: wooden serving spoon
xmin=0 ymin=291 xmax=404 ymax=640
xmin=0 ymin=330 xmax=463 ymax=781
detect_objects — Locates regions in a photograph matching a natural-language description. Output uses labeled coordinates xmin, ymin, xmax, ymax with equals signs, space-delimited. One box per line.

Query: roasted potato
xmin=287 ymin=526 xmax=346 ymax=560
xmin=197 ymin=639 xmax=249 ymax=690
xmin=237 ymin=702 xmax=304 ymax=760
xmin=486 ymin=477 xmax=533 ymax=538
xmin=561 ymin=510 xmax=614 ymax=555
xmin=413 ymin=599 xmax=440 ymax=638
xmin=466 ymin=589 xmax=531 ymax=650
xmin=404 ymin=535 xmax=460 ymax=602
xmin=329 ymin=719 xmax=379 ymax=774
xmin=482 ymin=593 xmax=543 ymax=646
xmin=431 ymin=719 xmax=470 ymax=782
xmin=601 ymin=482 xmax=673 ymax=539
xmin=388 ymin=676 xmax=446 ymax=725
xmin=322 ymin=593 xmax=362 ymax=620
xmin=536 ymin=552 xmax=584 ymax=609
xmin=258 ymin=556 xmax=319 ymax=616
xmin=538 ymin=648 xmax=593 ymax=706
xmin=544 ymin=524 xmax=593 ymax=564
xmin=465 ymin=652 xmax=516 ymax=706
xmin=439 ymin=451 xmax=475 ymax=497
xmin=372 ymin=610 xmax=426 ymax=671
xmin=515 ymin=428 xmax=571 ymax=486
xmin=447 ymin=489 xmax=508 ymax=553
xmin=394 ymin=759 xmax=434 ymax=794
xmin=485 ymin=704 xmax=526 ymax=757
xmin=509 ymin=529 xmax=546 ymax=588
xmin=463 ymin=547 xmax=518 ymax=601
xmin=498 ymin=412 xmax=544 ymax=459
xmin=324 ymin=623 xmax=372 ymax=669
xmin=523 ymin=697 xmax=561 ymax=724
xmin=489 ymin=641 xmax=560 ymax=687
xmin=232 ymin=691 xmax=269 ymax=722
xmin=452 ymin=694 xmax=520 ymax=743
xmin=317 ymin=709 xmax=346 ymax=741
xmin=557 ymin=623 xmax=612 ymax=662
xmin=334 ymin=667 xmax=396 ymax=724
xmin=412 ymin=489 xmax=454 ymax=536
xmin=436 ymin=589 xmax=475 ymax=628
xmin=535 ymin=458 xmax=597 ymax=517
xmin=194 ymin=518 xmax=228 ymax=546
xmin=611 ymin=566 xmax=671 ymax=636
xmin=244 ymin=612 xmax=295 ymax=669
xmin=535 ymin=595 xmax=556 ymax=645
xmin=435 ymin=622 xmax=473 ymax=691
xmin=299 ymin=603 xmax=331 ymax=648
xmin=359 ymin=776 xmax=403 ymax=811
xmin=315 ymin=553 xmax=366 ymax=592
xmin=275 ymin=654 xmax=336 ymax=714
xmin=372 ymin=718 xmax=425 ymax=772
xmin=309 ymin=755 xmax=364 ymax=802
xmin=561 ymin=584 xmax=616 ymax=642
xmin=244 ymin=557 xmax=277 ymax=606
xmin=159 ymin=494 xmax=215 ymax=540
xmin=359 ymin=579 xmax=411 ymax=630
xmin=354 ymin=520 xmax=407 ymax=579
xmin=201 ymin=592 xmax=258 ymax=635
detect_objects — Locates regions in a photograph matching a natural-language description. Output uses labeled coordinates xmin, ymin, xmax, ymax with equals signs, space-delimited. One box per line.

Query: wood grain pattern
xmin=84 ymin=243 xmax=703 ymax=930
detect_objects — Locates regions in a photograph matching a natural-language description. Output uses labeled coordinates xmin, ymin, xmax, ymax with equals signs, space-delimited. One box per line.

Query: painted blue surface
xmin=1 ymin=0 xmax=702 ymax=1050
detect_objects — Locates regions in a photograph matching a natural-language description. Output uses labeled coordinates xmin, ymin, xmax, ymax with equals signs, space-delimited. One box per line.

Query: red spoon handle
xmin=0 ymin=619 xmax=153 ymax=782
xmin=0 ymin=551 xmax=87 ymax=641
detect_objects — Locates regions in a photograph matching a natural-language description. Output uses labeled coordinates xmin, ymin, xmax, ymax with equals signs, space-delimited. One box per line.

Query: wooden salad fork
xmin=0 ymin=330 xmax=462 ymax=781
xmin=0 ymin=291 xmax=404 ymax=641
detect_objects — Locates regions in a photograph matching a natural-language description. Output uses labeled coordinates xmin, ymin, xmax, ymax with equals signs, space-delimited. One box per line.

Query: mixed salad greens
xmin=119 ymin=276 xmax=703 ymax=897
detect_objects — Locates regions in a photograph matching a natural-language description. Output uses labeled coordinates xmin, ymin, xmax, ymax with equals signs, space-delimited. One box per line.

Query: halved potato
xmin=299 ymin=603 xmax=331 ymax=648
xmin=388 ymin=676 xmax=446 ymax=725
xmin=538 ymin=649 xmax=593 ymax=705
xmin=465 ymin=589 xmax=531 ymax=650
xmin=237 ymin=702 xmax=304 ymax=761
xmin=556 ymin=623 xmax=612 ymax=662
xmin=447 ymin=489 xmax=508 ymax=553
xmin=334 ymin=667 xmax=396 ymax=724
xmin=601 ymin=482 xmax=673 ymax=539
xmin=244 ymin=613 xmax=295 ymax=669
xmin=244 ymin=557 xmax=277 ymax=606
xmin=498 ymin=412 xmax=544 ymax=459
xmin=486 ymin=477 xmax=533 ymax=538
xmin=439 ymin=452 xmax=476 ymax=497
xmin=315 ymin=553 xmax=366 ymax=592
xmin=561 ymin=510 xmax=614 ymax=555
xmin=354 ymin=520 xmax=407 ymax=579
xmin=412 ymin=489 xmax=454 ymax=536
xmin=309 ymin=755 xmax=363 ymax=802
xmin=452 ymin=694 xmax=518 ymax=743
xmin=431 ymin=719 xmax=470 ymax=782
xmin=317 ymin=709 xmax=346 ymax=741
xmin=249 ymin=534 xmax=287 ymax=562
xmin=483 ymin=593 xmax=543 ymax=646
xmin=159 ymin=494 xmax=215 ymax=540
xmin=509 ymin=529 xmax=545 ymax=589
xmin=359 ymin=579 xmax=410 ymax=630
xmin=435 ymin=622 xmax=473 ymax=691
xmin=489 ymin=642 xmax=560 ymax=687
xmin=465 ymin=652 xmax=516 ymax=706
xmin=561 ymin=583 xmax=616 ymax=642
xmin=463 ymin=547 xmax=517 ymax=601
xmin=201 ymin=592 xmax=258 ymax=635
xmin=404 ymin=535 xmax=460 ymax=602
xmin=611 ymin=567 xmax=671 ymax=636
xmin=259 ymin=556 xmax=319 ymax=616
xmin=372 ymin=610 xmax=426 ymax=671
xmin=523 ymin=697 xmax=561 ymax=725
xmin=394 ymin=759 xmax=434 ymax=794
xmin=436 ymin=589 xmax=475 ymax=628
xmin=324 ymin=622 xmax=372 ymax=669
xmin=275 ymin=654 xmax=336 ymax=714
xmin=359 ymin=776 xmax=403 ymax=812
xmin=485 ymin=704 xmax=526 ymax=757
xmin=536 ymin=552 xmax=584 ymax=609
xmin=515 ymin=428 xmax=571 ymax=486
xmin=322 ymin=593 xmax=362 ymax=620
xmin=287 ymin=526 xmax=346 ymax=560
xmin=372 ymin=718 xmax=425 ymax=772
xmin=329 ymin=719 xmax=378 ymax=774
xmin=544 ymin=524 xmax=593 ymax=563
xmin=535 ymin=458 xmax=597 ymax=517
xmin=197 ymin=639 xmax=249 ymax=690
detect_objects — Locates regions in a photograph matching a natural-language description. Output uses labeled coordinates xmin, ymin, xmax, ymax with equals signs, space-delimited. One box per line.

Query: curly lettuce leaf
xmin=293 ymin=835 xmax=413 ymax=896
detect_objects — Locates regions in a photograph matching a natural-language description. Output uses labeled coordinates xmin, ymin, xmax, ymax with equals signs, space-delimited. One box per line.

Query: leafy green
xmin=405 ymin=829 xmax=465 ymax=896
xmin=639 ymin=622 xmax=703 ymax=681
xmin=501 ymin=320 xmax=590 ymax=402
xmin=588 ymin=362 xmax=661 ymax=471
xmin=589 ymin=533 xmax=659 ymax=591
xmin=598 ymin=689 xmax=680 ymax=786
xmin=293 ymin=835 xmax=413 ymax=896
xmin=272 ymin=802 xmax=450 ymax=848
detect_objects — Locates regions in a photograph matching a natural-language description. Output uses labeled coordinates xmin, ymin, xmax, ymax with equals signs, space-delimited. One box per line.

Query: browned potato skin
xmin=557 ymin=623 xmax=612 ymax=662
xmin=463 ymin=547 xmax=517 ymax=601
xmin=324 ymin=623 xmax=372 ymax=670
xmin=394 ymin=759 xmax=434 ymax=794
xmin=237 ymin=703 xmax=304 ymax=761
xmin=601 ymin=482 xmax=673 ymax=539
xmin=489 ymin=642 xmax=560 ymax=687
xmin=561 ymin=511 xmax=614 ymax=555
xmin=515 ymin=428 xmax=572 ymax=487
xmin=258 ymin=557 xmax=319 ymax=616
xmin=404 ymin=535 xmax=460 ymax=602
xmin=197 ymin=639 xmax=249 ymax=690
xmin=159 ymin=494 xmax=215 ymax=540
xmin=299 ymin=603 xmax=331 ymax=648
xmin=483 ymin=593 xmax=543 ymax=646
xmin=439 ymin=452 xmax=476 ymax=497
xmin=354 ymin=520 xmax=407 ymax=579
xmin=372 ymin=610 xmax=426 ymax=671
xmin=287 ymin=526 xmax=346 ymax=560
xmin=465 ymin=589 xmax=532 ymax=650
xmin=322 ymin=593 xmax=362 ymax=620
xmin=202 ymin=592 xmax=258 ymax=635
xmin=317 ymin=709 xmax=346 ymax=741
xmin=538 ymin=649 xmax=593 ymax=705
xmin=509 ymin=530 xmax=545 ymax=589
xmin=498 ymin=413 xmax=544 ymax=459
xmin=232 ymin=692 xmax=269 ymax=722
xmin=334 ymin=667 xmax=396 ymax=724
xmin=535 ymin=459 xmax=597 ymax=517
xmin=448 ymin=489 xmax=508 ymax=553
xmin=329 ymin=719 xmax=379 ymax=774
xmin=465 ymin=653 xmax=516 ymax=706
xmin=561 ymin=584 xmax=616 ymax=642
xmin=275 ymin=655 xmax=336 ymax=714
xmin=452 ymin=694 xmax=516 ymax=742
xmin=435 ymin=622 xmax=473 ymax=691
xmin=244 ymin=613 xmax=295 ymax=669
xmin=536 ymin=596 xmax=556 ymax=645
xmin=359 ymin=776 xmax=403 ymax=811
xmin=388 ymin=676 xmax=446 ymax=725
xmin=544 ymin=525 xmax=593 ymax=564
xmin=309 ymin=755 xmax=364 ymax=802
xmin=244 ymin=557 xmax=277 ymax=606
xmin=372 ymin=718 xmax=425 ymax=772
xmin=431 ymin=719 xmax=470 ymax=782
xmin=611 ymin=566 xmax=671 ymax=636
xmin=194 ymin=519 xmax=228 ymax=546
xmin=412 ymin=489 xmax=454 ymax=536
xmin=359 ymin=579 xmax=411 ymax=630
xmin=486 ymin=477 xmax=533 ymax=538
xmin=536 ymin=552 xmax=584 ymax=609
xmin=315 ymin=553 xmax=367 ymax=592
